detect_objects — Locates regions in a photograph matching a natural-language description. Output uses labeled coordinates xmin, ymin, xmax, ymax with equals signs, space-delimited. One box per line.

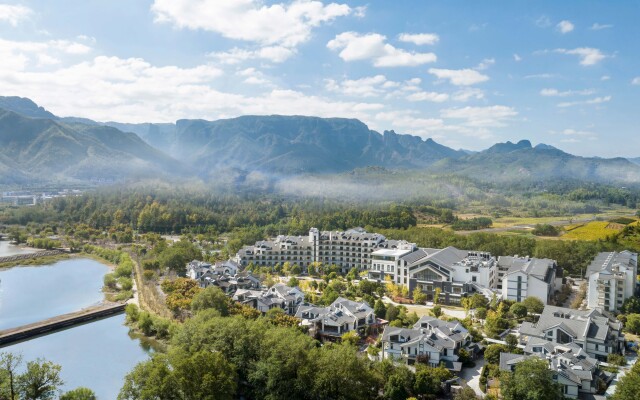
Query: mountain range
xmin=0 ymin=96 xmax=638 ymax=187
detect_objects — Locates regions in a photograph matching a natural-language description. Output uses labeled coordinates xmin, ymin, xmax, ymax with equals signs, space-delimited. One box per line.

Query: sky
xmin=0 ymin=0 xmax=638 ymax=157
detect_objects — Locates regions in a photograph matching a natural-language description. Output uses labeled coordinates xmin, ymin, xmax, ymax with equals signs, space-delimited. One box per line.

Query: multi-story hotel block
xmin=585 ymin=251 xmax=638 ymax=312
xmin=236 ymin=228 xmax=564 ymax=306
xmin=236 ymin=227 xmax=412 ymax=273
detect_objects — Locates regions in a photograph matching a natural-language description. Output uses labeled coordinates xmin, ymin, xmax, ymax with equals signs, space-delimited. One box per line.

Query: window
xmin=472 ymin=276 xmax=477 ymax=282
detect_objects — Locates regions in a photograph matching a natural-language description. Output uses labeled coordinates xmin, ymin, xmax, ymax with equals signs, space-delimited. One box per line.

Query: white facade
xmin=586 ymin=251 xmax=637 ymax=312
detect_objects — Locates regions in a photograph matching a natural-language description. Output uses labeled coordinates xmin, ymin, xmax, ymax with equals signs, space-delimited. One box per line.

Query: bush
xmin=125 ymin=304 xmax=140 ymax=323
xmin=118 ymin=277 xmax=133 ymax=291
xmin=143 ymin=270 xmax=156 ymax=281
xmin=532 ymin=224 xmax=560 ymax=237
xmin=104 ymin=273 xmax=117 ymax=289
xmin=607 ymin=353 xmax=626 ymax=366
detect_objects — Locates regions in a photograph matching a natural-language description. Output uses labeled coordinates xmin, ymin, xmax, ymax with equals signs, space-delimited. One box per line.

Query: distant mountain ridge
xmin=0 ymin=102 xmax=189 ymax=184
xmin=0 ymin=95 xmax=639 ymax=186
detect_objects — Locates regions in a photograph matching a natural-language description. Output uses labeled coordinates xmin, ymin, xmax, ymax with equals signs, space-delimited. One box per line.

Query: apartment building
xmin=518 ymin=305 xmax=625 ymax=361
xmin=499 ymin=256 xmax=558 ymax=304
xmin=585 ymin=251 xmax=638 ymax=312
xmin=235 ymin=227 xmax=392 ymax=273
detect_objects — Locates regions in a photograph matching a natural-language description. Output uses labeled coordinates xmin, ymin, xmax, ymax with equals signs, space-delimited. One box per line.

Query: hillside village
xmin=181 ymin=227 xmax=640 ymax=399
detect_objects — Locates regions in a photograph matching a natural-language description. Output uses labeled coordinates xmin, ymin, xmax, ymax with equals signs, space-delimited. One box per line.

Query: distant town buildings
xmin=498 ymin=256 xmax=559 ymax=304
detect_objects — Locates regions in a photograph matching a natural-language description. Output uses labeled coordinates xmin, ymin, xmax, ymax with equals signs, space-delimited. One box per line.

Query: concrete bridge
xmin=0 ymin=302 xmax=126 ymax=347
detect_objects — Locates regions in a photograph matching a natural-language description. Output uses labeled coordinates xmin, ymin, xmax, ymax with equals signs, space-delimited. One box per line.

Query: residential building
xmin=585 ymin=251 xmax=638 ymax=312
xmin=236 ymin=227 xmax=391 ymax=273
xmin=186 ymin=259 xmax=258 ymax=293
xmin=500 ymin=342 xmax=611 ymax=399
xmin=383 ymin=247 xmax=498 ymax=306
xmin=380 ymin=316 xmax=473 ymax=371
xmin=518 ymin=305 xmax=625 ymax=361
xmin=499 ymin=256 xmax=558 ymax=304
xmin=233 ymin=283 xmax=304 ymax=315
xmin=295 ymin=297 xmax=376 ymax=338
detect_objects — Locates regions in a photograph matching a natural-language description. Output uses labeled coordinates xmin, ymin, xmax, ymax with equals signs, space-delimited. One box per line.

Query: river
xmin=0 ymin=248 xmax=152 ymax=399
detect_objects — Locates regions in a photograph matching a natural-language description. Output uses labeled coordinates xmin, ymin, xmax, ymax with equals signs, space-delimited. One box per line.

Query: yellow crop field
xmin=562 ymin=221 xmax=621 ymax=241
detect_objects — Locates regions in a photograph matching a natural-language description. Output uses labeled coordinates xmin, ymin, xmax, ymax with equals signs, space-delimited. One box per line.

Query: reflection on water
xmin=3 ymin=314 xmax=152 ymax=399
xmin=0 ymin=257 xmax=152 ymax=399
xmin=0 ymin=258 xmax=109 ymax=329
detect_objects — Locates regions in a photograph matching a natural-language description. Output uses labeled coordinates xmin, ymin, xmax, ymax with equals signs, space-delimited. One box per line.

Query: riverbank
xmin=0 ymin=252 xmax=70 ymax=269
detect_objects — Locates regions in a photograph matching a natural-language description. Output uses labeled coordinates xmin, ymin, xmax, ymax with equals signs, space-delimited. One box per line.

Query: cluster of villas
xmin=498 ymin=304 xmax=628 ymax=398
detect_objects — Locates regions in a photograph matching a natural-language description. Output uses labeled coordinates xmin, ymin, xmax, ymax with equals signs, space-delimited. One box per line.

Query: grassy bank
xmin=0 ymin=253 xmax=70 ymax=269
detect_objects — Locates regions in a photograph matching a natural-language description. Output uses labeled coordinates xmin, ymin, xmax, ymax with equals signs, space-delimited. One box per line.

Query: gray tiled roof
xmin=585 ymin=251 xmax=637 ymax=278
xmin=400 ymin=249 xmax=429 ymax=264
xmin=520 ymin=305 xmax=619 ymax=342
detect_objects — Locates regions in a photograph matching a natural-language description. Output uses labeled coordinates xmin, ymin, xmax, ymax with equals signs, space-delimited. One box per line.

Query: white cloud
xmin=540 ymin=88 xmax=595 ymax=97
xmin=590 ymin=23 xmax=613 ymax=30
xmin=208 ymin=46 xmax=295 ymax=64
xmin=513 ymin=54 xmax=522 ymax=62
xmin=398 ymin=33 xmax=439 ymax=45
xmin=0 ymin=4 xmax=32 ymax=26
xmin=327 ymin=32 xmax=437 ymax=67
xmin=632 ymin=77 xmax=640 ymax=85
xmin=452 ymin=88 xmax=485 ymax=102
xmin=406 ymin=91 xmax=449 ymax=102
xmin=556 ymin=20 xmax=574 ymax=34
xmin=236 ymin=67 xmax=273 ymax=86
xmin=441 ymin=105 xmax=517 ymax=127
xmin=601 ymin=75 xmax=611 ymax=81
xmin=524 ymin=73 xmax=556 ymax=79
xmin=476 ymin=58 xmax=495 ymax=70
xmin=0 ymin=38 xmax=92 ymax=72
xmin=325 ymin=74 xmax=390 ymax=97
xmin=557 ymin=96 xmax=612 ymax=107
xmin=552 ymin=128 xmax=597 ymax=142
xmin=428 ymin=68 xmax=489 ymax=86
xmin=556 ymin=47 xmax=607 ymax=66
xmin=152 ymin=0 xmax=352 ymax=48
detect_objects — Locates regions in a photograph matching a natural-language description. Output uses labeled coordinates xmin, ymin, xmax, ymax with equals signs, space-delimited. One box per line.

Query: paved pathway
xmin=459 ymin=356 xmax=486 ymax=398
xmin=381 ymin=296 xmax=468 ymax=319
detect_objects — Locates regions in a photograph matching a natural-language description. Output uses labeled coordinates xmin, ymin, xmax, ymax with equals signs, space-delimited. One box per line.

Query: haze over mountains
xmin=0 ymin=96 xmax=638 ymax=186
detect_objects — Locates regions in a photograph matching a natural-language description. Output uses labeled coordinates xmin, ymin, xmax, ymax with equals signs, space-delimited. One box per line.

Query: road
xmin=459 ymin=356 xmax=486 ymax=398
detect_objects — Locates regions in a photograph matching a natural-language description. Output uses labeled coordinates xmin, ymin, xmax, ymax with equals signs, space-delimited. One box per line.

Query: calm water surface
xmin=0 ymin=257 xmax=152 ymax=399
xmin=0 ymin=241 xmax=36 ymax=257
xmin=0 ymin=258 xmax=109 ymax=329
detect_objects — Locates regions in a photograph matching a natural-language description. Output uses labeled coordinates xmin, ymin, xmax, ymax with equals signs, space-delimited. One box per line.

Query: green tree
xmin=17 ymin=359 xmax=63 ymax=400
xmin=60 ymin=387 xmax=96 ymax=400
xmin=625 ymin=314 xmax=640 ymax=334
xmin=434 ymin=287 xmax=441 ymax=305
xmin=611 ymin=356 xmax=640 ymax=400
xmin=385 ymin=305 xmax=399 ymax=322
xmin=374 ymin=299 xmax=387 ymax=319
xmin=475 ymin=307 xmax=488 ymax=320
xmin=522 ymin=297 xmax=544 ymax=314
xmin=454 ymin=386 xmax=480 ymax=400
xmin=287 ymin=276 xmax=300 ymax=287
xmin=501 ymin=358 xmax=563 ymax=400
xmin=414 ymin=364 xmax=452 ymax=397
xmin=412 ymin=287 xmax=427 ymax=304
xmin=505 ymin=334 xmax=518 ymax=350
xmin=0 ymin=352 xmax=22 ymax=400
xmin=341 ymin=331 xmax=360 ymax=347
xmin=484 ymin=344 xmax=510 ymax=365
xmin=509 ymin=303 xmax=527 ymax=319
xmin=384 ymin=366 xmax=415 ymax=400
xmin=190 ymin=286 xmax=230 ymax=316
xmin=432 ymin=305 xmax=442 ymax=318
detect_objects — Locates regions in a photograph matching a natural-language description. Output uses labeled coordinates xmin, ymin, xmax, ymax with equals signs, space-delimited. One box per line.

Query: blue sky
xmin=0 ymin=1 xmax=638 ymax=157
